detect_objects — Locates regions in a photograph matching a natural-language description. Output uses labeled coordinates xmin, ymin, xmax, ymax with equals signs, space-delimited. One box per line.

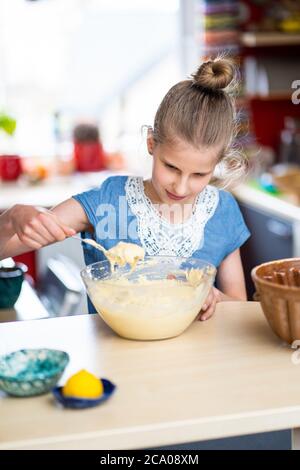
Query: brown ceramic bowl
xmin=251 ymin=258 xmax=300 ymax=345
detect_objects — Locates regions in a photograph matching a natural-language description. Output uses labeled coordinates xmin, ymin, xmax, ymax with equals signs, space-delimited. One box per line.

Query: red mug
xmin=73 ymin=142 xmax=106 ymax=172
xmin=0 ymin=154 xmax=22 ymax=181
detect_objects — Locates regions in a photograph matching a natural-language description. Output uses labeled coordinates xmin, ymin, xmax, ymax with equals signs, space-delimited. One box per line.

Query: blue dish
xmin=0 ymin=348 xmax=69 ymax=397
xmin=52 ymin=378 xmax=116 ymax=409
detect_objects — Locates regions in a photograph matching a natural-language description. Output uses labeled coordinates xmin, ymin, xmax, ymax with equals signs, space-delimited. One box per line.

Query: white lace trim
xmin=125 ymin=176 xmax=219 ymax=257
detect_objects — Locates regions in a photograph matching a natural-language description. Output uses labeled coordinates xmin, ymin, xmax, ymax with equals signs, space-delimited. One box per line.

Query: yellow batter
xmin=82 ymin=239 xmax=145 ymax=271
xmin=105 ymin=241 xmax=145 ymax=271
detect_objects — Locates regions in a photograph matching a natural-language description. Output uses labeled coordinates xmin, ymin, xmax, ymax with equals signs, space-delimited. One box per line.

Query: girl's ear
xmin=147 ymin=129 xmax=155 ymax=155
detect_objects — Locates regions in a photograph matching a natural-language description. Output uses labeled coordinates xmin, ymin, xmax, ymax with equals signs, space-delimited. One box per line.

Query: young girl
xmin=0 ymin=57 xmax=250 ymax=320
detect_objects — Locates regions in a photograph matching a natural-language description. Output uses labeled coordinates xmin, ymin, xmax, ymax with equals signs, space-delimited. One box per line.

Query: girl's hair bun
xmin=191 ymin=57 xmax=235 ymax=91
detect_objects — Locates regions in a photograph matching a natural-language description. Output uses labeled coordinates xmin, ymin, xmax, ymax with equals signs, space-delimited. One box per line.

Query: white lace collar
xmin=125 ymin=176 xmax=219 ymax=257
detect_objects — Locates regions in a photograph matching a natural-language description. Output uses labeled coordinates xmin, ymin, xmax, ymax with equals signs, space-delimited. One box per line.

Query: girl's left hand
xmin=197 ymin=287 xmax=222 ymax=321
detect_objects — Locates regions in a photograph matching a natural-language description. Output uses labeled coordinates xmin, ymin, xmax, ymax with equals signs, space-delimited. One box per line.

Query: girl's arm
xmin=216 ymin=248 xmax=247 ymax=301
xmin=199 ymin=248 xmax=247 ymax=321
xmin=0 ymin=198 xmax=91 ymax=261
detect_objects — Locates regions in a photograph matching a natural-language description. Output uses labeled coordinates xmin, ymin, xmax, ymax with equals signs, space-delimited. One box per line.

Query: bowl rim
xmin=0 ymin=348 xmax=70 ymax=382
xmin=0 ymin=266 xmax=24 ymax=279
xmin=80 ymin=255 xmax=216 ymax=285
xmin=0 ymin=262 xmax=28 ymax=278
xmin=251 ymin=257 xmax=300 ymax=292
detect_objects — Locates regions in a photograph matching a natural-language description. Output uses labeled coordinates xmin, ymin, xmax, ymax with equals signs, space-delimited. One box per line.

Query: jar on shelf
xmin=73 ymin=123 xmax=106 ymax=172
xmin=0 ymin=154 xmax=22 ymax=181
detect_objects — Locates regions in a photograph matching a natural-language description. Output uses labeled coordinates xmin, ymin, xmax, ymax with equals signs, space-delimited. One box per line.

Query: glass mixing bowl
xmin=81 ymin=256 xmax=216 ymax=341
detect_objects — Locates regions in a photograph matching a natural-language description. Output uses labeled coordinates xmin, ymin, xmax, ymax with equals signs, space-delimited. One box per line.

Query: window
xmin=0 ymin=0 xmax=180 ymax=173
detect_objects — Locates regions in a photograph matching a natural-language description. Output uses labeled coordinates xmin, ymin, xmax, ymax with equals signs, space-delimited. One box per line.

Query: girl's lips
xmin=166 ymin=190 xmax=187 ymax=201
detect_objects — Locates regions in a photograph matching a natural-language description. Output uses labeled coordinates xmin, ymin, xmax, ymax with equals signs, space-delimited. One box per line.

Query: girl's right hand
xmin=10 ymin=204 xmax=76 ymax=250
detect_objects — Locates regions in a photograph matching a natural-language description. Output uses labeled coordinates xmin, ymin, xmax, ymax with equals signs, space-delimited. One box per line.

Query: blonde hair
xmin=152 ymin=56 xmax=248 ymax=189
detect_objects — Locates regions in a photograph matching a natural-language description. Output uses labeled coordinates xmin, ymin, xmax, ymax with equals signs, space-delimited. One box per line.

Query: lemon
xmin=62 ymin=369 xmax=104 ymax=399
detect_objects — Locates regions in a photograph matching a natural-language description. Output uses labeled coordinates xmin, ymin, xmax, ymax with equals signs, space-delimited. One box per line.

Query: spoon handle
xmin=71 ymin=235 xmax=83 ymax=242
xmin=72 ymin=236 xmax=107 ymax=254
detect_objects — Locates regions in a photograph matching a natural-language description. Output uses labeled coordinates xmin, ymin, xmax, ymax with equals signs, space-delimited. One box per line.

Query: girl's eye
xmin=195 ymin=172 xmax=210 ymax=177
xmin=165 ymin=163 xmax=177 ymax=171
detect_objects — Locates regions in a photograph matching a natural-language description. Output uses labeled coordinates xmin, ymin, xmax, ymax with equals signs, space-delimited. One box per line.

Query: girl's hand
xmin=10 ymin=204 xmax=76 ymax=250
xmin=197 ymin=287 xmax=222 ymax=321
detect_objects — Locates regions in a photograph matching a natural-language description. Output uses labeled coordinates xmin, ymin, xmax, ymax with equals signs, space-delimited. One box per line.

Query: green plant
xmin=0 ymin=112 xmax=16 ymax=136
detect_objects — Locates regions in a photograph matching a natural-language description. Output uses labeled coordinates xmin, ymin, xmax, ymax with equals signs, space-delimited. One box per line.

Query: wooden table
xmin=1 ymin=301 xmax=300 ymax=450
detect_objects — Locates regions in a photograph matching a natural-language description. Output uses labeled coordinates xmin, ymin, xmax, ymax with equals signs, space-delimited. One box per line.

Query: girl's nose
xmin=173 ymin=176 xmax=189 ymax=196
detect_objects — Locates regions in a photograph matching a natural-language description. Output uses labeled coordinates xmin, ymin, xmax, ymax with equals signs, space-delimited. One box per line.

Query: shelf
xmin=240 ymin=32 xmax=300 ymax=47
xmin=245 ymin=92 xmax=292 ymax=101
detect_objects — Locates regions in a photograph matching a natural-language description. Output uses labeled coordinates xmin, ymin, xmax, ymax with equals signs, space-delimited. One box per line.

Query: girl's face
xmin=147 ymin=134 xmax=221 ymax=206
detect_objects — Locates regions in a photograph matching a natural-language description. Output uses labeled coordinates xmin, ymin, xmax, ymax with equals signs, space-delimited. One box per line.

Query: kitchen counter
xmin=2 ymin=176 xmax=300 ymax=220
xmin=0 ymin=170 xmax=129 ymax=210
xmin=233 ymin=184 xmax=300 ymax=223
xmin=1 ymin=301 xmax=300 ymax=450
xmin=233 ymin=183 xmax=300 ymax=258
xmin=0 ymin=280 xmax=49 ymax=323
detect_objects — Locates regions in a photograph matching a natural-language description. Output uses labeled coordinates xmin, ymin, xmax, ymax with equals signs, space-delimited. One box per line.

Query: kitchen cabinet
xmin=0 ymin=302 xmax=298 ymax=450
xmin=240 ymin=32 xmax=300 ymax=154
xmin=233 ymin=183 xmax=300 ymax=300
xmin=183 ymin=2 xmax=300 ymax=155
xmin=239 ymin=201 xmax=293 ymax=300
xmin=240 ymin=32 xmax=300 ymax=47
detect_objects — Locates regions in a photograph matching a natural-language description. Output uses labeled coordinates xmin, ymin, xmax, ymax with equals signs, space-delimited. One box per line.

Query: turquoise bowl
xmin=0 ymin=348 xmax=70 ymax=397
